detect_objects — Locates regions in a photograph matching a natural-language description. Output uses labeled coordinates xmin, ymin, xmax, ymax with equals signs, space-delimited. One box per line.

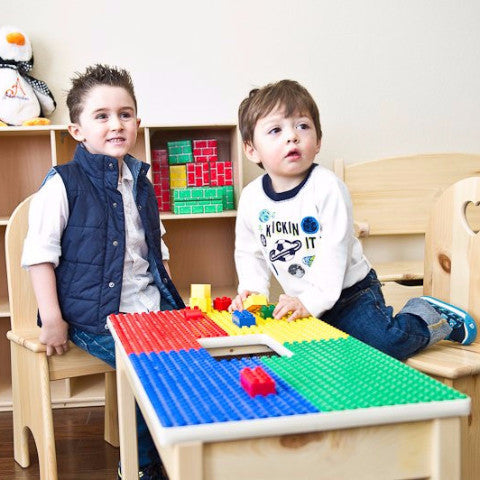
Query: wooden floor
xmin=0 ymin=407 xmax=119 ymax=480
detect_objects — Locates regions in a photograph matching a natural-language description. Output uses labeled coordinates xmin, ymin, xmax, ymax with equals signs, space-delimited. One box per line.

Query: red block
xmin=240 ymin=367 xmax=276 ymax=397
xmin=151 ymin=149 xmax=168 ymax=166
xmin=210 ymin=161 xmax=233 ymax=186
xmin=187 ymin=162 xmax=210 ymax=187
xmin=213 ymin=296 xmax=232 ymax=311
xmin=193 ymin=139 xmax=219 ymax=163
xmin=184 ymin=306 xmax=204 ymax=321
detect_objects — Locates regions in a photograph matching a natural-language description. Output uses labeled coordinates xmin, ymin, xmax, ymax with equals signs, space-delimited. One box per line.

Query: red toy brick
xmin=184 ymin=306 xmax=204 ymax=321
xmin=213 ymin=296 xmax=232 ymax=311
xmin=240 ymin=366 xmax=276 ymax=397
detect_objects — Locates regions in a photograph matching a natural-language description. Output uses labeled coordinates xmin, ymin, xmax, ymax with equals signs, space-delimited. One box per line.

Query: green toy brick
xmin=220 ymin=186 xmax=235 ymax=209
xmin=172 ymin=187 xmax=223 ymax=202
xmin=167 ymin=141 xmax=193 ymax=165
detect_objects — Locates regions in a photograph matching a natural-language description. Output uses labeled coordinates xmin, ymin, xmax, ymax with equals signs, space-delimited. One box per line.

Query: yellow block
xmin=243 ymin=293 xmax=268 ymax=312
xmin=190 ymin=296 xmax=211 ymax=313
xmin=169 ymin=165 xmax=187 ymax=188
xmin=190 ymin=284 xmax=211 ymax=298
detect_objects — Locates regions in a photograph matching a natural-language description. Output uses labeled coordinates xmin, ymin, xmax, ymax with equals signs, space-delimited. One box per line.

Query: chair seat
xmin=7 ymin=329 xmax=114 ymax=380
xmin=407 ymin=341 xmax=480 ymax=379
xmin=374 ymin=260 xmax=424 ymax=282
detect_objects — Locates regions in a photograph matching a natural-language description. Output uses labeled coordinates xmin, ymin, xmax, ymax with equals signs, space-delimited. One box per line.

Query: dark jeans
xmin=322 ymin=269 xmax=450 ymax=360
xmin=69 ymin=326 xmax=159 ymax=469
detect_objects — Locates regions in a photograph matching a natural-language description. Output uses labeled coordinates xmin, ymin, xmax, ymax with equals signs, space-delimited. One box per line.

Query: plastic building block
xmin=232 ymin=310 xmax=256 ymax=328
xmin=240 ymin=366 xmax=276 ymax=397
xmin=243 ymin=294 xmax=268 ymax=312
xmin=190 ymin=297 xmax=211 ymax=312
xmin=191 ymin=284 xmax=211 ymax=298
xmin=259 ymin=304 xmax=276 ymax=319
xmin=190 ymin=284 xmax=212 ymax=313
xmin=213 ymin=296 xmax=232 ymax=311
xmin=184 ymin=306 xmax=204 ymax=320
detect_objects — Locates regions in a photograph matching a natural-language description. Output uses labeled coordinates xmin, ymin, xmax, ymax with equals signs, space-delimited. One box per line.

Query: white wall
xmin=4 ymin=0 xmax=480 ymax=264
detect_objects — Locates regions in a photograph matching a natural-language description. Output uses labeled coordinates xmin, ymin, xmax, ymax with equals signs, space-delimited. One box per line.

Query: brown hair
xmin=238 ymin=79 xmax=322 ymax=145
xmin=66 ymin=64 xmax=137 ymax=123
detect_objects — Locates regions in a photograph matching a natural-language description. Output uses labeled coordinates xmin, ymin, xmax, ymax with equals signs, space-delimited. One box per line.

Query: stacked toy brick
xmin=166 ymin=139 xmax=234 ymax=215
xmin=151 ymin=149 xmax=170 ymax=212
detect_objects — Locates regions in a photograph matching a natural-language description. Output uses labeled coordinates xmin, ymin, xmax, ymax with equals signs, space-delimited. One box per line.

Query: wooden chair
xmin=5 ymin=196 xmax=119 ymax=480
xmin=405 ymin=177 xmax=480 ymax=480
xmin=334 ymin=153 xmax=480 ymax=310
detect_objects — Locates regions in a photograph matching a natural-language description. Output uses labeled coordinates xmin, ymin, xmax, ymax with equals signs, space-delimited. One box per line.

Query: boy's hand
xmin=39 ymin=317 xmax=70 ymax=356
xmin=273 ymin=294 xmax=310 ymax=322
xmin=229 ymin=290 xmax=256 ymax=312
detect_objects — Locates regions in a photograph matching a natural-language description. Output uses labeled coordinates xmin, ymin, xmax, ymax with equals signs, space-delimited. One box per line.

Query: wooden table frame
xmin=115 ymin=342 xmax=463 ymax=480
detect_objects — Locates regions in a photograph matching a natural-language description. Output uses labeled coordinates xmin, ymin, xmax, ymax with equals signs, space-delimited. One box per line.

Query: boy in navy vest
xmin=22 ymin=64 xmax=181 ymax=480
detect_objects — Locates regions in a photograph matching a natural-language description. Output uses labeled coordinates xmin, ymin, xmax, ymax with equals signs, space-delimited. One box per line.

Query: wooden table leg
xmin=430 ymin=417 xmax=460 ymax=480
xmin=116 ymin=345 xmax=138 ymax=480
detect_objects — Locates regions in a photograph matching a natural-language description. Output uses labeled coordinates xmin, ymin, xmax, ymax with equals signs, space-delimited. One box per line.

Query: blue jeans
xmin=322 ymin=269 xmax=451 ymax=360
xmin=69 ymin=326 xmax=159 ymax=469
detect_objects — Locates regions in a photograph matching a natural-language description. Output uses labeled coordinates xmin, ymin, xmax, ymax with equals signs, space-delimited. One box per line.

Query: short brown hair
xmin=66 ymin=64 xmax=137 ymax=123
xmin=238 ymin=79 xmax=322 ymax=145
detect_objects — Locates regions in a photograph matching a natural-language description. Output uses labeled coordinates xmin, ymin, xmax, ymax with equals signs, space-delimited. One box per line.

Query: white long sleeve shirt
xmin=234 ymin=164 xmax=370 ymax=318
xmin=21 ymin=162 xmax=170 ymax=314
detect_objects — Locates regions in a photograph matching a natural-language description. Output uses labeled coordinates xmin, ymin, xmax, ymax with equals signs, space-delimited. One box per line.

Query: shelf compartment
xmin=148 ymin=124 xmax=242 ymax=211
xmin=163 ymin=216 xmax=237 ymax=295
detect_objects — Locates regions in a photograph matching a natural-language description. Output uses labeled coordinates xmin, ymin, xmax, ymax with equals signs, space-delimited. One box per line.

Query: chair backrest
xmin=5 ymin=195 xmax=39 ymax=332
xmin=424 ymin=177 xmax=480 ymax=345
xmin=335 ymin=153 xmax=480 ymax=235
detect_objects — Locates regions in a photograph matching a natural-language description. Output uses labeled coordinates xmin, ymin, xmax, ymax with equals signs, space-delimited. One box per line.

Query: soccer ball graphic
xmin=269 ymin=239 xmax=302 ymax=262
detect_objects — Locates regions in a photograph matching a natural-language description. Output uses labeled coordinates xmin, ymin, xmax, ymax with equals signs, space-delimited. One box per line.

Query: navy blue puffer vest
xmin=51 ymin=145 xmax=184 ymax=334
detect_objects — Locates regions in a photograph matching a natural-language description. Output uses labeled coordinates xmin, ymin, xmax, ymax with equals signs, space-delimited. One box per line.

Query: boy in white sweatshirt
xmin=231 ymin=79 xmax=476 ymax=360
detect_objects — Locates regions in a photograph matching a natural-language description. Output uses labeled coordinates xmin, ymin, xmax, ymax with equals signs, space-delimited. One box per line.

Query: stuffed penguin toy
xmin=0 ymin=26 xmax=56 ymax=126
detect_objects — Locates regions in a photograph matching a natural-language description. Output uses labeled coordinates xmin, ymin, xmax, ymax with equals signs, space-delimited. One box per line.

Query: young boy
xmin=21 ymin=64 xmax=181 ymax=480
xmin=231 ymin=79 xmax=477 ymax=361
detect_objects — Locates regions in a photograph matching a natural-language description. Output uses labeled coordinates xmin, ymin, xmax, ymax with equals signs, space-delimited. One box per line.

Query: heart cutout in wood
xmin=463 ymin=201 xmax=480 ymax=234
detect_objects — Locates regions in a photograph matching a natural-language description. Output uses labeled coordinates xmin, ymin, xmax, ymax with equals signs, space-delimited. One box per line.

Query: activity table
xmin=109 ymin=308 xmax=469 ymax=480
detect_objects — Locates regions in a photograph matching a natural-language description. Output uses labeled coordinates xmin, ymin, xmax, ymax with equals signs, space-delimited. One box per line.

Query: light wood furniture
xmin=406 ymin=177 xmax=480 ymax=480
xmin=0 ymin=124 xmax=242 ymax=412
xmin=334 ymin=153 xmax=480 ymax=308
xmin=5 ymin=196 xmax=119 ymax=480
xmin=111 ymin=322 xmax=465 ymax=480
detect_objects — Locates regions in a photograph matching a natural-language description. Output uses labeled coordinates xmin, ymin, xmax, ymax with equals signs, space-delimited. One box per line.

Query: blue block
xmin=232 ymin=310 xmax=256 ymax=327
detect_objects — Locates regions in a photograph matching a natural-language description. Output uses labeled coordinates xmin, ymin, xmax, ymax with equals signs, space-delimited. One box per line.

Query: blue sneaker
xmin=421 ymin=296 xmax=477 ymax=345
xmin=117 ymin=459 xmax=169 ymax=480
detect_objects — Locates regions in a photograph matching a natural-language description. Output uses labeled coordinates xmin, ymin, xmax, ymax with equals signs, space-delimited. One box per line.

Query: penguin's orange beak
xmin=6 ymin=32 xmax=25 ymax=46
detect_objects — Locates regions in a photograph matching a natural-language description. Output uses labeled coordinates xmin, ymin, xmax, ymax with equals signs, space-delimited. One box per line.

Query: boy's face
xmin=68 ymin=85 xmax=140 ymax=163
xmin=244 ymin=105 xmax=321 ymax=192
